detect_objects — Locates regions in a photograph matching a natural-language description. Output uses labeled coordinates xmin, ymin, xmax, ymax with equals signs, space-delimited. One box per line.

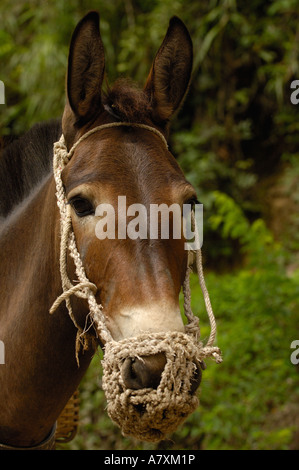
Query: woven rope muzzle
xmin=50 ymin=122 xmax=222 ymax=442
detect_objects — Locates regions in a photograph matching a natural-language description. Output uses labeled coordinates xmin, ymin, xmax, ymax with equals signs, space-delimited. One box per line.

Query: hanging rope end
xmin=213 ymin=349 xmax=223 ymax=364
xmin=198 ymin=345 xmax=223 ymax=364
xmin=49 ymin=295 xmax=64 ymax=315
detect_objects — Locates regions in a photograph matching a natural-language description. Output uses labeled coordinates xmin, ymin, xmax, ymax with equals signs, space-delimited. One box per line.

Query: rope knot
xmin=53 ymin=136 xmax=69 ymax=167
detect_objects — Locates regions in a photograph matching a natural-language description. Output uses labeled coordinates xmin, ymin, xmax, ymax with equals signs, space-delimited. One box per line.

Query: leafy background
xmin=1 ymin=0 xmax=299 ymax=450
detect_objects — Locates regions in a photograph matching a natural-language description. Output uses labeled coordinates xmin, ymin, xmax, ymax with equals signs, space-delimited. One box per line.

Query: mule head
xmin=60 ymin=12 xmax=201 ymax=391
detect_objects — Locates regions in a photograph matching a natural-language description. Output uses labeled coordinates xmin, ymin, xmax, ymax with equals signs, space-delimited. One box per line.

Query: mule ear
xmin=67 ymin=11 xmax=105 ymax=124
xmin=145 ymin=17 xmax=193 ymax=124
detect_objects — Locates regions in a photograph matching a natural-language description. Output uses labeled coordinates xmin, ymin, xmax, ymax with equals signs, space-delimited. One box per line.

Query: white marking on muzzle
xmin=107 ymin=302 xmax=185 ymax=341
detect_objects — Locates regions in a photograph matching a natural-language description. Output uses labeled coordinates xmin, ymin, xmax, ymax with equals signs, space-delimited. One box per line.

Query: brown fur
xmin=103 ymin=79 xmax=152 ymax=123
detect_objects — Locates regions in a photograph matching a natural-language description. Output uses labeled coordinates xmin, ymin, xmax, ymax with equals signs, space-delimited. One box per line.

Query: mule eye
xmin=69 ymin=197 xmax=94 ymax=217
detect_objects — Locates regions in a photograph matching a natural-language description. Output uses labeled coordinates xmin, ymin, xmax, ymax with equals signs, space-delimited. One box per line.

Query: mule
xmin=0 ymin=11 xmax=198 ymax=447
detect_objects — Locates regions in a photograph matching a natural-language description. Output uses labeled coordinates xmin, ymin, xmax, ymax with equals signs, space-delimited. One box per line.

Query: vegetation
xmin=1 ymin=0 xmax=298 ymax=450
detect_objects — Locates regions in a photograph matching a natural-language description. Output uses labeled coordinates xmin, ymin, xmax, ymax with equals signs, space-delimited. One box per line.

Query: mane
xmin=103 ymin=79 xmax=152 ymax=123
xmin=0 ymin=81 xmax=151 ymax=219
xmin=0 ymin=119 xmax=62 ymax=218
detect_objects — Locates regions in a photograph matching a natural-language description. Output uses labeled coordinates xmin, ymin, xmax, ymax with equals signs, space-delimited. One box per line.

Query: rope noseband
xmin=50 ymin=122 xmax=222 ymax=442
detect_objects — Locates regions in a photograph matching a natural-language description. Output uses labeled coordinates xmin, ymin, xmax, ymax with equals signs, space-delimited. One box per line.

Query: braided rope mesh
xmin=102 ymin=332 xmax=220 ymax=442
xmin=51 ymin=126 xmax=222 ymax=442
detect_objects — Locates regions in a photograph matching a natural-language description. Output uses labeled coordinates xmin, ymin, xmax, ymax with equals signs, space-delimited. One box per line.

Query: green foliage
xmin=209 ymin=190 xmax=284 ymax=267
xmin=192 ymin=267 xmax=299 ymax=450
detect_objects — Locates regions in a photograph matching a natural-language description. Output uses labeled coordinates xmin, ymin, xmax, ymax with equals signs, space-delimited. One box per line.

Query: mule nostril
xmin=121 ymin=355 xmax=203 ymax=392
xmin=121 ymin=358 xmax=143 ymax=390
xmin=121 ymin=353 xmax=166 ymax=390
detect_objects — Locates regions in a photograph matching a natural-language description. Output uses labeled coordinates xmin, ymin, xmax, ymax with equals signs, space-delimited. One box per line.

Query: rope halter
xmin=50 ymin=121 xmax=222 ymax=442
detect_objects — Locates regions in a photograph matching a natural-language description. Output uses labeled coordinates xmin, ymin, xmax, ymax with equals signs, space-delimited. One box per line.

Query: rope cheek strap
xmin=50 ymin=122 xmax=222 ymax=442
